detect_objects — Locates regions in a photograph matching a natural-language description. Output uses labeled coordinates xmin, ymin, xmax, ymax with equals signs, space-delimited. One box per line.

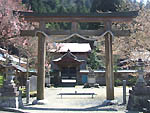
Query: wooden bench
xmin=58 ymin=91 xmax=96 ymax=99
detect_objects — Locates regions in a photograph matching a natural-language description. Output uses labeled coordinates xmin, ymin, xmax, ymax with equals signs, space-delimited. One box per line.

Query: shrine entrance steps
xmin=61 ymin=79 xmax=76 ymax=87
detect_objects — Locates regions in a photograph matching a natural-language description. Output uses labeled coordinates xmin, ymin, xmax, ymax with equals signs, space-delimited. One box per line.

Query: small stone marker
xmin=29 ymin=75 xmax=37 ymax=92
xmin=123 ymin=80 xmax=126 ymax=104
xmin=26 ymin=80 xmax=30 ymax=104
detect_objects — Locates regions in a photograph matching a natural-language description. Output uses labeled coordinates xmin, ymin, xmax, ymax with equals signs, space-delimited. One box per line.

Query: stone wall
xmin=79 ymin=71 xmax=136 ymax=85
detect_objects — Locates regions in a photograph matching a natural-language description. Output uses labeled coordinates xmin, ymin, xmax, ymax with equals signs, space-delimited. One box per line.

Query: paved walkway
xmin=17 ymin=86 xmax=140 ymax=113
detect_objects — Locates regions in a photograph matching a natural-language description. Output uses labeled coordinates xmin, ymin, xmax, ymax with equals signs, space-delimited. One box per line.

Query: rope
xmin=35 ymin=30 xmax=114 ymax=42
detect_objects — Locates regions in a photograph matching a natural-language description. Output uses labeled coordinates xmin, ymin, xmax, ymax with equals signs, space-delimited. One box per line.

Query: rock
xmin=103 ymin=100 xmax=118 ymax=106
xmin=32 ymin=99 xmax=47 ymax=105
xmin=83 ymin=83 xmax=90 ymax=88
xmin=94 ymin=84 xmax=99 ymax=88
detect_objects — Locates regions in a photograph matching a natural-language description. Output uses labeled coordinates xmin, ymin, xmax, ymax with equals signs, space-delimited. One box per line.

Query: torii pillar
xmin=37 ymin=32 xmax=46 ymax=100
xmin=105 ymin=21 xmax=114 ymax=100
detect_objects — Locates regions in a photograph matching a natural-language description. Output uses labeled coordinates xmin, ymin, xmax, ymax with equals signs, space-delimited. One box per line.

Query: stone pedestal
xmin=0 ymin=80 xmax=22 ymax=108
xmin=127 ymin=59 xmax=150 ymax=111
xmin=87 ymin=68 xmax=97 ymax=87
xmin=0 ymin=59 xmax=23 ymax=108
xmin=88 ymin=77 xmax=96 ymax=84
xmin=127 ymin=73 xmax=150 ymax=111
xmin=127 ymin=85 xmax=150 ymax=111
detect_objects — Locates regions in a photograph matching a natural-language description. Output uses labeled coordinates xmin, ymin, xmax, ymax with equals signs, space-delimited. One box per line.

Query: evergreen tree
xmin=91 ymin=0 xmax=126 ymax=12
xmin=30 ymin=0 xmax=47 ymax=13
xmin=29 ymin=0 xmax=39 ymax=12
xmin=29 ymin=0 xmax=129 ymax=30
xmin=87 ymin=48 xmax=101 ymax=70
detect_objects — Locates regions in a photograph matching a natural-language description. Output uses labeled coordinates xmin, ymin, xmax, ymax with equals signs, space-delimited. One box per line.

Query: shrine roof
xmin=50 ymin=43 xmax=91 ymax=53
xmin=53 ymin=50 xmax=85 ymax=67
xmin=53 ymin=50 xmax=84 ymax=63
xmin=11 ymin=63 xmax=27 ymax=72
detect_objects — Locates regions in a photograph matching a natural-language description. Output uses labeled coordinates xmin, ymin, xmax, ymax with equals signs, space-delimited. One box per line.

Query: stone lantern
xmin=0 ymin=59 xmax=21 ymax=108
xmin=87 ymin=67 xmax=96 ymax=86
xmin=5 ymin=60 xmax=16 ymax=85
xmin=127 ymin=59 xmax=150 ymax=111
xmin=135 ymin=59 xmax=146 ymax=87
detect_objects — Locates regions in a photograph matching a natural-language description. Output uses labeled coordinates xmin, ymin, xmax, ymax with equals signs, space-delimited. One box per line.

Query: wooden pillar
xmin=37 ymin=32 xmax=46 ymax=100
xmin=105 ymin=21 xmax=114 ymax=100
xmin=71 ymin=22 xmax=78 ymax=32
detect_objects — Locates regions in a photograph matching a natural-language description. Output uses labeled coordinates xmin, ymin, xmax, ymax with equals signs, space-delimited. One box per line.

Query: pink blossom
xmin=0 ymin=0 xmax=30 ymax=41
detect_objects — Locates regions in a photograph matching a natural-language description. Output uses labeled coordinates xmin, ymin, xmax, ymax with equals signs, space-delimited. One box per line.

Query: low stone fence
xmin=79 ymin=70 xmax=137 ymax=85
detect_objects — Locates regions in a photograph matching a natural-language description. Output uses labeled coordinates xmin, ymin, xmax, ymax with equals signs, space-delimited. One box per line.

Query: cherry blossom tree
xmin=0 ymin=0 xmax=31 ymax=47
xmin=0 ymin=0 xmax=38 ymax=69
xmin=95 ymin=3 xmax=150 ymax=70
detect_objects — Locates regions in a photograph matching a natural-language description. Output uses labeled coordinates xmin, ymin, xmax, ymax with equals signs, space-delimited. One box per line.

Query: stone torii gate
xmin=20 ymin=11 xmax=138 ymax=101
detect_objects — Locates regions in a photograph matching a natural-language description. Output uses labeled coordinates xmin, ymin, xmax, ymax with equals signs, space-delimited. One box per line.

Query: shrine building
xmin=48 ymin=34 xmax=96 ymax=86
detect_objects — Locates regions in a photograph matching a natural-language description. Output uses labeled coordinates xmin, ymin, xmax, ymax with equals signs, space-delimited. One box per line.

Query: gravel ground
xmin=16 ymin=86 xmax=142 ymax=113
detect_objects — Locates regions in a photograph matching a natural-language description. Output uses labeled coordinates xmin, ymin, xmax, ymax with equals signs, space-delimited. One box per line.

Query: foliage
xmin=0 ymin=0 xmax=37 ymax=69
xmin=128 ymin=76 xmax=137 ymax=86
xmin=29 ymin=0 xmax=91 ymax=14
xmin=0 ymin=75 xmax=3 ymax=87
xmin=115 ymin=76 xmax=137 ymax=87
xmin=19 ymin=87 xmax=37 ymax=98
xmin=10 ymin=36 xmax=38 ymax=68
xmin=28 ymin=0 xmax=145 ymax=31
xmin=0 ymin=0 xmax=29 ymax=44
xmin=0 ymin=72 xmax=4 ymax=88
xmin=28 ymin=0 xmax=91 ymax=30
xmin=91 ymin=0 xmax=126 ymax=13
xmin=87 ymin=47 xmax=101 ymax=70
xmin=91 ymin=1 xmax=150 ymax=69
xmin=114 ymin=79 xmax=122 ymax=86
xmin=130 ymin=9 xmax=150 ymax=51
xmin=114 ymin=2 xmax=150 ymax=68
xmin=113 ymin=55 xmax=120 ymax=71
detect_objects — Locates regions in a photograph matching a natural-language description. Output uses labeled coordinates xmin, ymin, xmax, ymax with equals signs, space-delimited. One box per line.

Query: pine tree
xmin=91 ymin=0 xmax=126 ymax=12
xmin=87 ymin=48 xmax=101 ymax=70
xmin=29 ymin=0 xmax=39 ymax=12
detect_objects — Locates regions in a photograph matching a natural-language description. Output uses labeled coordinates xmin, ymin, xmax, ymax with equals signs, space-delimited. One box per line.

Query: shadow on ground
xmin=22 ymin=103 xmax=141 ymax=113
xmin=22 ymin=104 xmax=118 ymax=112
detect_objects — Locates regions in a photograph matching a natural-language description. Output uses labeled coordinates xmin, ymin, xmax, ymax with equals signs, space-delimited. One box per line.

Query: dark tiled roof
xmin=53 ymin=50 xmax=85 ymax=63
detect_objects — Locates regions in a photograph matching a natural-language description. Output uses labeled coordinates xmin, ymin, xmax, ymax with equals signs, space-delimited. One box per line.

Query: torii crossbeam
xmin=19 ymin=11 xmax=138 ymax=101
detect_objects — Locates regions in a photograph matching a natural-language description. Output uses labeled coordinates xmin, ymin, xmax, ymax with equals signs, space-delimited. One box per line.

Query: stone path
xmin=2 ymin=86 xmax=141 ymax=113
xmin=18 ymin=86 xmax=139 ymax=113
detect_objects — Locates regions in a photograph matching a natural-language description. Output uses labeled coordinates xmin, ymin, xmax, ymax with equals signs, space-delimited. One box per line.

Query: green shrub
xmin=128 ymin=77 xmax=137 ymax=86
xmin=115 ymin=79 xmax=122 ymax=86
xmin=19 ymin=87 xmax=37 ymax=98
xmin=0 ymin=76 xmax=4 ymax=87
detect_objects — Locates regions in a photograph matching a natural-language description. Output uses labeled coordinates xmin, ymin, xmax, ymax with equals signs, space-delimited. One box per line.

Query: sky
xmin=136 ymin=0 xmax=148 ymax=4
